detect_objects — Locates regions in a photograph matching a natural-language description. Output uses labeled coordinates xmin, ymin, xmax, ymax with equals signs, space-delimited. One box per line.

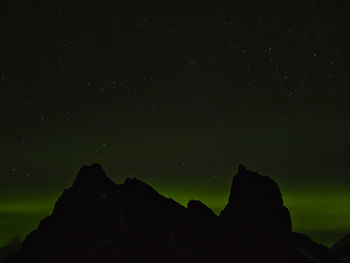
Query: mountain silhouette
xmin=220 ymin=164 xmax=292 ymax=237
xmin=331 ymin=235 xmax=350 ymax=262
xmin=1 ymin=164 xmax=340 ymax=263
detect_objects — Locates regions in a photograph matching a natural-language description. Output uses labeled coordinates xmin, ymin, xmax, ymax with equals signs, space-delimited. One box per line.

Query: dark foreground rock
xmin=2 ymin=164 xmax=339 ymax=263
xmin=331 ymin=235 xmax=350 ymax=262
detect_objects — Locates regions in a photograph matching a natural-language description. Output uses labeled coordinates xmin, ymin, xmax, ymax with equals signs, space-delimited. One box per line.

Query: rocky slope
xmin=2 ymin=164 xmax=338 ymax=263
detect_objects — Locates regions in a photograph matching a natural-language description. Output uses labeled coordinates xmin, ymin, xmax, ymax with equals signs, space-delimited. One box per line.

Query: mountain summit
xmin=220 ymin=164 xmax=292 ymax=238
xmin=2 ymin=164 xmax=338 ymax=263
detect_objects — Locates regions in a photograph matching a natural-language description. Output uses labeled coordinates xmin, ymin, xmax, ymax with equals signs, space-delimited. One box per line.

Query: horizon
xmin=1 ymin=164 xmax=349 ymax=247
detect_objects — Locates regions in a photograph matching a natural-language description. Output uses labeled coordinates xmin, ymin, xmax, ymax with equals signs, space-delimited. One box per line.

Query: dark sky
xmin=1 ymin=0 xmax=350 ymax=246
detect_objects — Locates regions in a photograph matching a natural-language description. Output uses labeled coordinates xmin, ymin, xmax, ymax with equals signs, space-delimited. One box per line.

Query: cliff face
xmin=220 ymin=165 xmax=292 ymax=238
xmin=2 ymin=164 xmax=337 ymax=263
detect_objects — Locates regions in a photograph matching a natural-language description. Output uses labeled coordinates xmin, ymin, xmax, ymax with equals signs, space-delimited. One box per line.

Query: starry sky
xmin=1 ymin=0 xmax=350 ymax=246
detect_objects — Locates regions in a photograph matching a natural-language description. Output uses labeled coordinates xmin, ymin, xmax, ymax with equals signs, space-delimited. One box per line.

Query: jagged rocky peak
xmin=52 ymin=164 xmax=117 ymax=214
xmin=187 ymin=200 xmax=217 ymax=220
xmin=224 ymin=165 xmax=284 ymax=209
xmin=122 ymin=177 xmax=160 ymax=196
xmin=2 ymin=163 xmax=339 ymax=263
xmin=220 ymin=165 xmax=292 ymax=235
xmin=72 ymin=163 xmax=114 ymax=190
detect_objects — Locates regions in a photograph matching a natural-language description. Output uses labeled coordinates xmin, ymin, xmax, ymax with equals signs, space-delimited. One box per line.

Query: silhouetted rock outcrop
xmin=220 ymin=164 xmax=292 ymax=238
xmin=331 ymin=235 xmax=350 ymax=262
xmin=292 ymin=233 xmax=337 ymax=263
xmin=1 ymin=164 xmax=339 ymax=263
xmin=187 ymin=200 xmax=216 ymax=221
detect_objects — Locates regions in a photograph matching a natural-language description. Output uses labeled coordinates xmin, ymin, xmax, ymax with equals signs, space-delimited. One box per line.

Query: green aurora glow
xmin=1 ymin=181 xmax=350 ymax=247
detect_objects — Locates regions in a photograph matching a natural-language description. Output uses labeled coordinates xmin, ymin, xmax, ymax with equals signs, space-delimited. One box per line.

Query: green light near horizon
xmin=0 ymin=196 xmax=58 ymax=246
xmin=283 ymin=190 xmax=350 ymax=245
xmin=1 ymin=188 xmax=350 ymax=247
xmin=0 ymin=200 xmax=55 ymax=215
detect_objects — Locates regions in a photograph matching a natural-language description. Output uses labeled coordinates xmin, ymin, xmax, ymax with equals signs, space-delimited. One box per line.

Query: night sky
xmin=1 ymin=0 xmax=350 ymax=246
